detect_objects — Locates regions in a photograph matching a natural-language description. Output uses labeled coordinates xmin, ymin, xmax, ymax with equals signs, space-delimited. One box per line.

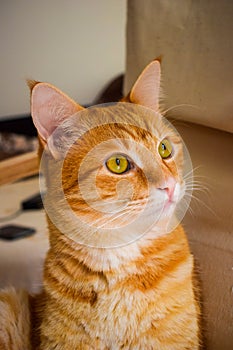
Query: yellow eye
xmin=106 ymin=154 xmax=129 ymax=174
xmin=158 ymin=139 xmax=173 ymax=159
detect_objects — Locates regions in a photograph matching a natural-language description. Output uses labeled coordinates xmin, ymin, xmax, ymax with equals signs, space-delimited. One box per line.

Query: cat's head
xmin=30 ymin=60 xmax=192 ymax=248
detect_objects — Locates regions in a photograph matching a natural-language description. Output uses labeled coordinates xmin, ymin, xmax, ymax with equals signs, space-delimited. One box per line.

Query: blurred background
xmin=0 ymin=0 xmax=126 ymax=118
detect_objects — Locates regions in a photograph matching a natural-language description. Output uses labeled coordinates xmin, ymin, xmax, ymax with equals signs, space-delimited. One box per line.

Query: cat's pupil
xmin=116 ymin=158 xmax=120 ymax=166
xmin=162 ymin=143 xmax=166 ymax=150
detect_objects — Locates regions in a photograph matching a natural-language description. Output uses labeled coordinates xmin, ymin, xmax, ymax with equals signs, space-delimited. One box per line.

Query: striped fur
xmin=0 ymin=60 xmax=200 ymax=349
xmin=33 ymin=224 xmax=200 ymax=349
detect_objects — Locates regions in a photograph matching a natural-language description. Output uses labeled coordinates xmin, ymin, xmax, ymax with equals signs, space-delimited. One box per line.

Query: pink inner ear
xmin=130 ymin=60 xmax=161 ymax=111
xmin=31 ymin=83 xmax=82 ymax=141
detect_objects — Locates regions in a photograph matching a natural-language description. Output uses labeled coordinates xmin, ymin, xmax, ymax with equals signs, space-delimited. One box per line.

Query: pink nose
xmin=159 ymin=177 xmax=176 ymax=201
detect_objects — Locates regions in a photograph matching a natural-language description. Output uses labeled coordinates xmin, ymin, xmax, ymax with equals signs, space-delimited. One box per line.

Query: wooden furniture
xmin=0 ymin=151 xmax=38 ymax=186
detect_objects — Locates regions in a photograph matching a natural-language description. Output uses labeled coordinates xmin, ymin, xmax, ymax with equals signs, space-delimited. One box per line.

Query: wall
xmin=0 ymin=0 xmax=126 ymax=119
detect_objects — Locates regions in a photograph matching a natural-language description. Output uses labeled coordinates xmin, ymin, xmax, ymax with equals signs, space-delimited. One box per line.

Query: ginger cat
xmin=0 ymin=60 xmax=200 ymax=349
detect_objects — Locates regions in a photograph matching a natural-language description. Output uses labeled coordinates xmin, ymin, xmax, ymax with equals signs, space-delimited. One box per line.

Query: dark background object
xmin=0 ymin=224 xmax=36 ymax=241
xmin=22 ymin=192 xmax=44 ymax=210
xmin=0 ymin=115 xmax=37 ymax=136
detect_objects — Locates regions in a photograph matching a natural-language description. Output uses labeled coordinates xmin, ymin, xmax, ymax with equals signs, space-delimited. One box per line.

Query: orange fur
xmin=0 ymin=288 xmax=31 ymax=350
xmin=0 ymin=60 xmax=200 ymax=349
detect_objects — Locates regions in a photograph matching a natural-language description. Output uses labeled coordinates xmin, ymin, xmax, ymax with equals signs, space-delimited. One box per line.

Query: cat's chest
xmin=41 ymin=248 xmax=196 ymax=349
xmin=41 ymin=278 xmax=151 ymax=349
xmin=72 ymin=282 xmax=152 ymax=346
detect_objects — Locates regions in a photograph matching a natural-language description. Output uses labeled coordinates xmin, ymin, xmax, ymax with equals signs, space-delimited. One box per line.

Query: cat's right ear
xmin=29 ymin=81 xmax=83 ymax=142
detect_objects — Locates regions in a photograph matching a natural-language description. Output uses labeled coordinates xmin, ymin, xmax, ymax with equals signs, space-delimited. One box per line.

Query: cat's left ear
xmin=129 ymin=59 xmax=161 ymax=111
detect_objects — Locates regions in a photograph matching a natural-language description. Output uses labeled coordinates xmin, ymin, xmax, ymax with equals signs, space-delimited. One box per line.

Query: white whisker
xmin=162 ymin=103 xmax=200 ymax=116
xmin=184 ymin=192 xmax=218 ymax=219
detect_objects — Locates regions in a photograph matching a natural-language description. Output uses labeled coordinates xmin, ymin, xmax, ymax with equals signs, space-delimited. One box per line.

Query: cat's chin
xmin=153 ymin=201 xmax=178 ymax=231
xmin=162 ymin=199 xmax=177 ymax=214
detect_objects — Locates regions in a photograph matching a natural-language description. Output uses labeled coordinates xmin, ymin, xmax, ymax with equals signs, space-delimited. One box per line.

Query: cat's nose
xmin=159 ymin=177 xmax=176 ymax=201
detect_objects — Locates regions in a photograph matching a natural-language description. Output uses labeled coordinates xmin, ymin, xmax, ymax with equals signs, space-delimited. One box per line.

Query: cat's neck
xmin=45 ymin=218 xmax=189 ymax=277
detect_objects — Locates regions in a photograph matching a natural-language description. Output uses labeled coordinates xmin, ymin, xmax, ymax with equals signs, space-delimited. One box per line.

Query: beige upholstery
xmin=125 ymin=0 xmax=233 ymax=133
xmin=176 ymin=122 xmax=233 ymax=349
xmin=125 ymin=1 xmax=233 ymax=348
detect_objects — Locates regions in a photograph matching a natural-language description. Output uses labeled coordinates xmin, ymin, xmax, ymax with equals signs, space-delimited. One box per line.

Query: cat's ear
xmin=129 ymin=59 xmax=161 ymax=111
xmin=29 ymin=81 xmax=83 ymax=141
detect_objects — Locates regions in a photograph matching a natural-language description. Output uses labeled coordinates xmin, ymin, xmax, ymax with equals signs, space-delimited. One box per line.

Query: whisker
xmin=68 ymin=198 xmax=129 ymax=214
xmin=185 ymin=185 xmax=209 ymax=193
xmin=181 ymin=197 xmax=195 ymax=218
xmin=185 ymin=178 xmax=213 ymax=195
xmin=183 ymin=165 xmax=204 ymax=179
xmin=74 ymin=197 xmax=149 ymax=210
xmin=161 ymin=103 xmax=200 ymax=116
xmin=184 ymin=192 xmax=218 ymax=219
xmin=88 ymin=208 xmax=136 ymax=236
